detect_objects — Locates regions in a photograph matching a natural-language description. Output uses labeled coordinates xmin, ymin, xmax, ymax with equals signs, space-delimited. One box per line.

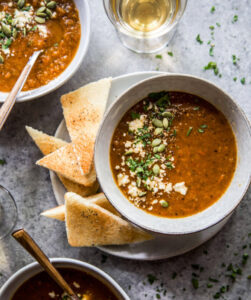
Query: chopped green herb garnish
xmin=155 ymin=54 xmax=162 ymax=59
xmin=209 ymin=277 xmax=219 ymax=283
xmin=54 ymin=43 xmax=58 ymax=47
xmin=242 ymin=253 xmax=249 ymax=265
xmin=156 ymin=294 xmax=161 ymax=299
xmin=166 ymin=162 xmax=173 ymax=169
xmin=216 ymin=22 xmax=221 ymax=27
xmin=204 ymin=61 xmax=219 ymax=76
xmin=0 ymin=159 xmax=6 ymax=165
xmin=131 ymin=111 xmax=140 ymax=120
xmin=240 ymin=77 xmax=246 ymax=85
xmin=207 ymin=283 xmax=213 ymax=288
xmin=233 ymin=77 xmax=237 ymax=82
xmin=193 ymin=106 xmax=200 ymax=111
xmin=200 ymin=124 xmax=207 ymax=129
xmin=147 ymin=274 xmax=157 ymax=284
xmin=196 ymin=34 xmax=203 ymax=44
xmin=209 ymin=46 xmax=214 ymax=56
xmin=232 ymin=54 xmax=239 ymax=65
xmin=232 ymin=15 xmax=238 ymax=23
xmin=209 ymin=25 xmax=215 ymax=30
xmin=186 ymin=127 xmax=193 ymax=136
xmin=192 ymin=278 xmax=199 ymax=289
xmin=210 ymin=6 xmax=215 ymax=13
xmin=167 ymin=51 xmax=173 ymax=57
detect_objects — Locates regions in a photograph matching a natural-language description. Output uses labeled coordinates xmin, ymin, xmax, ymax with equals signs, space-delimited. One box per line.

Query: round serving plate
xmin=0 ymin=0 xmax=91 ymax=103
xmin=51 ymin=71 xmax=233 ymax=260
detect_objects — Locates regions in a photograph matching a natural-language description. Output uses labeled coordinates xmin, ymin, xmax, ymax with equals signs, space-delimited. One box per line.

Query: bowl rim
xmin=95 ymin=73 xmax=251 ymax=235
xmin=0 ymin=258 xmax=130 ymax=300
xmin=0 ymin=0 xmax=91 ymax=103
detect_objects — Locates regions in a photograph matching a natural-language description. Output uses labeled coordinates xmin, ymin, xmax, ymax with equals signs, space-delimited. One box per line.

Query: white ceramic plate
xmin=0 ymin=0 xmax=90 ymax=102
xmin=51 ymin=71 xmax=232 ymax=260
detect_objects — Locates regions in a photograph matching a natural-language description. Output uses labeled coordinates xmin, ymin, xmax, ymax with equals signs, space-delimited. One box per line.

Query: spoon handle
xmin=12 ymin=229 xmax=79 ymax=300
xmin=0 ymin=50 xmax=41 ymax=130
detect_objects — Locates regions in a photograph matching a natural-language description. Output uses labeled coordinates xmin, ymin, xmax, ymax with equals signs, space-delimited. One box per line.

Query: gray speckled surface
xmin=0 ymin=0 xmax=251 ymax=299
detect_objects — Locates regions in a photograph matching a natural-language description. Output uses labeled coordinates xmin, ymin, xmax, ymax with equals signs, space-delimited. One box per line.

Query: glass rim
xmin=103 ymin=0 xmax=188 ymax=39
xmin=0 ymin=185 xmax=18 ymax=240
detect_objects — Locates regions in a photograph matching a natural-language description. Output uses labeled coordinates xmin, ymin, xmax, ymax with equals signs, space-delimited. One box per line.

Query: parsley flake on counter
xmin=210 ymin=6 xmax=215 ymax=13
xmin=232 ymin=54 xmax=239 ymax=65
xmin=204 ymin=61 xmax=219 ymax=76
xmin=196 ymin=34 xmax=203 ymax=44
xmin=209 ymin=25 xmax=215 ymax=30
xmin=147 ymin=274 xmax=157 ymax=285
xmin=155 ymin=54 xmax=162 ymax=59
xmin=167 ymin=51 xmax=173 ymax=57
xmin=233 ymin=77 xmax=237 ymax=82
xmin=209 ymin=45 xmax=214 ymax=56
xmin=0 ymin=159 xmax=6 ymax=165
xmin=240 ymin=77 xmax=246 ymax=85
xmin=192 ymin=278 xmax=199 ymax=289
xmin=216 ymin=22 xmax=221 ymax=27
xmin=232 ymin=15 xmax=238 ymax=23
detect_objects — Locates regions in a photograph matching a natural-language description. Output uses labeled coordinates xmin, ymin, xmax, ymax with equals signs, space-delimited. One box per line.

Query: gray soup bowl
xmin=0 ymin=258 xmax=130 ymax=300
xmin=95 ymin=74 xmax=251 ymax=235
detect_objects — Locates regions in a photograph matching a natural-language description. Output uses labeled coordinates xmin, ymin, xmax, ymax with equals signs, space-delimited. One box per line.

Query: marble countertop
xmin=0 ymin=0 xmax=250 ymax=299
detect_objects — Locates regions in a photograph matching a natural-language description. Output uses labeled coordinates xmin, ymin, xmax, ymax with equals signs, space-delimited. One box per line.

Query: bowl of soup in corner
xmin=95 ymin=74 xmax=251 ymax=235
xmin=0 ymin=0 xmax=90 ymax=102
xmin=0 ymin=258 xmax=130 ymax=300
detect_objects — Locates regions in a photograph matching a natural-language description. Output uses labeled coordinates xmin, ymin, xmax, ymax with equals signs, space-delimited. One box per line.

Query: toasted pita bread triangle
xmin=65 ymin=192 xmax=152 ymax=247
xmin=36 ymin=142 xmax=96 ymax=186
xmin=26 ymin=126 xmax=68 ymax=155
xmin=41 ymin=193 xmax=120 ymax=221
xmin=61 ymin=78 xmax=111 ymax=174
xmin=27 ymin=126 xmax=98 ymax=194
xmin=61 ymin=77 xmax=112 ymax=141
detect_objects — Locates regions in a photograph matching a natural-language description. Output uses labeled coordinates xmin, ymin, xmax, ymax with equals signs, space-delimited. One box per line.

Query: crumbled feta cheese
xmin=115 ymin=165 xmax=120 ymax=170
xmin=128 ymin=115 xmax=146 ymax=132
xmin=13 ymin=9 xmax=33 ymax=29
xmin=125 ymin=141 xmax=132 ymax=148
xmin=165 ymin=183 xmax=173 ymax=193
xmin=117 ymin=173 xmax=130 ymax=186
xmin=128 ymin=183 xmax=140 ymax=197
xmin=48 ymin=291 xmax=56 ymax=298
xmin=37 ymin=25 xmax=48 ymax=38
xmin=173 ymin=182 xmax=188 ymax=195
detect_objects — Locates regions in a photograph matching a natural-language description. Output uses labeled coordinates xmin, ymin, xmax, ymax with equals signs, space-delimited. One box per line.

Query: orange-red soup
xmin=0 ymin=0 xmax=80 ymax=92
xmin=110 ymin=92 xmax=237 ymax=218
xmin=12 ymin=268 xmax=118 ymax=300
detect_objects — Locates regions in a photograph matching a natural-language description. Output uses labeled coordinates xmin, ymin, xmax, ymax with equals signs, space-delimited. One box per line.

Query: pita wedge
xmin=36 ymin=78 xmax=111 ymax=180
xmin=65 ymin=192 xmax=152 ymax=247
xmin=61 ymin=78 xmax=112 ymax=141
xmin=36 ymin=141 xmax=96 ymax=186
xmin=41 ymin=193 xmax=120 ymax=221
xmin=61 ymin=78 xmax=112 ymax=175
xmin=27 ymin=126 xmax=99 ymax=195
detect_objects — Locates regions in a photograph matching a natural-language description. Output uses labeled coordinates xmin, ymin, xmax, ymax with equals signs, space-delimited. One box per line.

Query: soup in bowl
xmin=95 ymin=74 xmax=251 ymax=235
xmin=0 ymin=0 xmax=90 ymax=102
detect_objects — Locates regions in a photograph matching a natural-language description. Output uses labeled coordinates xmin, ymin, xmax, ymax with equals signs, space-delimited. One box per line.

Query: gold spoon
xmin=12 ymin=228 xmax=79 ymax=300
xmin=0 ymin=50 xmax=42 ymax=130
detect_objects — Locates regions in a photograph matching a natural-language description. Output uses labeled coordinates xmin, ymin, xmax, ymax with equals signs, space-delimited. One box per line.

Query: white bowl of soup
xmin=95 ymin=74 xmax=251 ymax=235
xmin=0 ymin=258 xmax=130 ymax=300
xmin=0 ymin=0 xmax=90 ymax=102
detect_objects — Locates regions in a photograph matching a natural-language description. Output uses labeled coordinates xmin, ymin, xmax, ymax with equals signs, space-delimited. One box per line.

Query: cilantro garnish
xmin=0 ymin=159 xmax=6 ymax=165
xmin=196 ymin=34 xmax=203 ymax=44
xmin=155 ymin=54 xmax=162 ymax=59
xmin=232 ymin=15 xmax=238 ymax=23
xmin=167 ymin=51 xmax=173 ymax=57
xmin=131 ymin=111 xmax=140 ymax=120
xmin=204 ymin=61 xmax=219 ymax=76
xmin=240 ymin=77 xmax=246 ymax=85
xmin=210 ymin=6 xmax=215 ymax=13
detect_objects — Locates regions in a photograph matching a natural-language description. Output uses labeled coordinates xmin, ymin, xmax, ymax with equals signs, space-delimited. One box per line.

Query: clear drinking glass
xmin=103 ymin=0 xmax=187 ymax=53
xmin=0 ymin=185 xmax=17 ymax=240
